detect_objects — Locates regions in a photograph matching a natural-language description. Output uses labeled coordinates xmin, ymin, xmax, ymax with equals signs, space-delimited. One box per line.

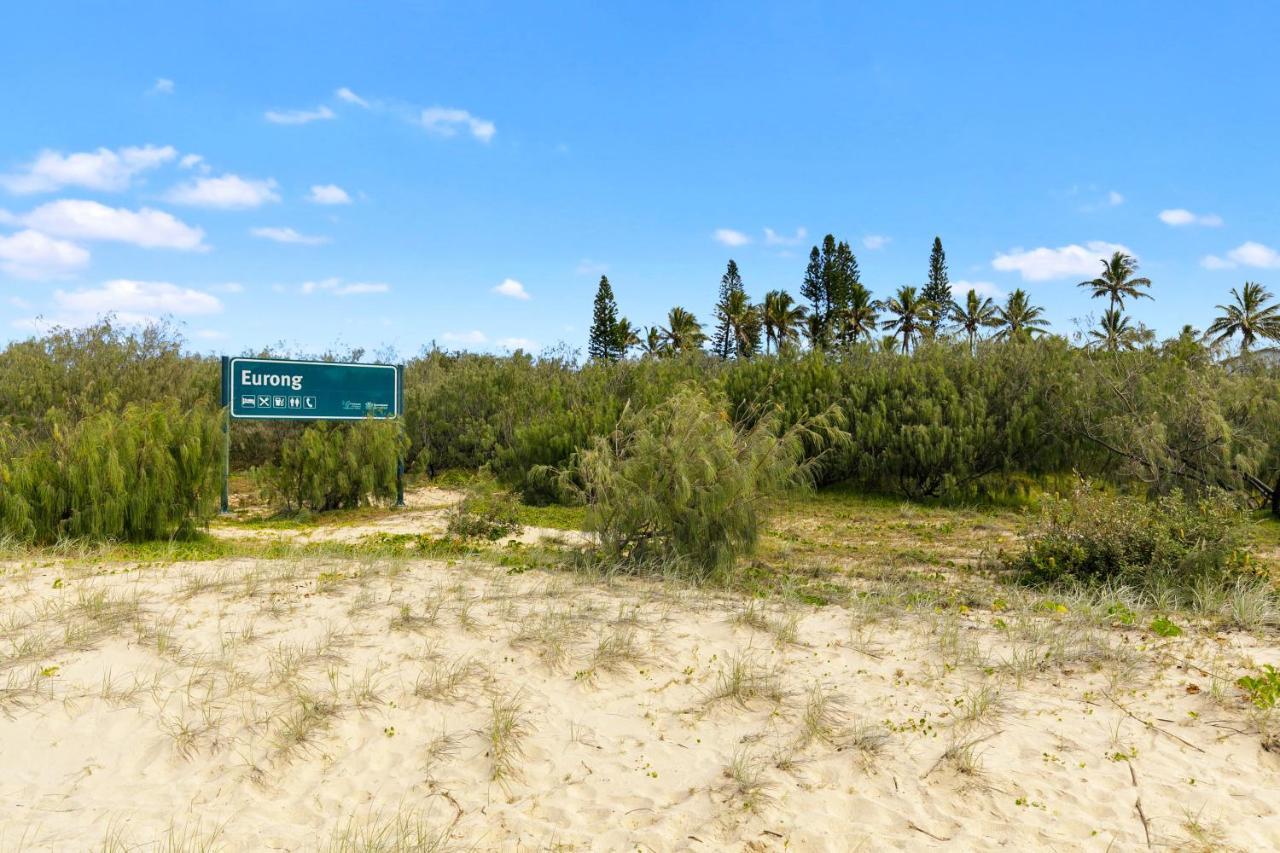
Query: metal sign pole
xmin=395 ymin=363 xmax=405 ymax=508
xmin=220 ymin=356 xmax=231 ymax=514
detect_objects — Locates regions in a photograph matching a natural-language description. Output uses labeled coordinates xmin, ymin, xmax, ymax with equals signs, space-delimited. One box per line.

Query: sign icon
xmin=258 ymin=395 xmax=271 ymax=408
xmin=241 ymin=395 xmax=256 ymax=408
xmin=289 ymin=396 xmax=302 ymax=408
xmin=273 ymin=396 xmax=286 ymax=408
xmin=303 ymin=396 xmax=317 ymax=409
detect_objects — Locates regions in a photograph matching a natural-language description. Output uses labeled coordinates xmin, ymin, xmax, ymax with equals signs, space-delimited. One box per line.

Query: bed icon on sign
xmin=240 ymin=395 xmax=256 ymax=408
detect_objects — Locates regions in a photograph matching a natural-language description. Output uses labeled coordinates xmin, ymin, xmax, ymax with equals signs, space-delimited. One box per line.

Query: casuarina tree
xmin=921 ymin=237 xmax=951 ymax=334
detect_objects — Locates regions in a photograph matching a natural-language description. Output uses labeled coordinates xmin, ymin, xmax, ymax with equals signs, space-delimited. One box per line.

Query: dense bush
xmin=1006 ymin=481 xmax=1255 ymax=591
xmin=556 ymin=385 xmax=845 ymax=579
xmin=254 ymin=419 xmax=409 ymax=512
xmin=446 ymin=481 xmax=524 ymax=540
xmin=0 ymin=402 xmax=222 ymax=543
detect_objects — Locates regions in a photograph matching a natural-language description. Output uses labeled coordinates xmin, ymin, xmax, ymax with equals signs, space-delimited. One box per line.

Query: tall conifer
xmin=588 ymin=276 xmax=624 ymax=361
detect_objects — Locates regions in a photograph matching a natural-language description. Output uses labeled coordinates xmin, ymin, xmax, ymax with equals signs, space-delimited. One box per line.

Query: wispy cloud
xmin=307 ymin=184 xmax=351 ymax=205
xmin=575 ymin=259 xmax=608 ymax=276
xmin=420 ymin=107 xmax=495 ymax=142
xmin=496 ymin=337 xmax=537 ymax=350
xmin=713 ymin=228 xmax=750 ymax=247
xmin=264 ymin=105 xmax=336 ymax=125
xmin=335 ymin=87 xmax=368 ymax=108
xmin=863 ymin=234 xmax=890 ymax=250
xmin=492 ymin=278 xmax=530 ymax=300
xmin=1159 ymin=208 xmax=1223 ymax=227
xmin=0 ymin=144 xmax=176 ymax=194
xmin=1201 ymin=241 xmax=1280 ymax=270
xmin=297 ymin=277 xmax=389 ymax=296
xmin=0 ymin=229 xmax=90 ymax=279
xmin=992 ymin=240 xmax=1131 ymax=281
xmin=250 ymin=226 xmax=328 ymax=246
xmin=442 ymin=330 xmax=487 ymax=345
xmin=166 ymin=174 xmax=280 ymax=209
xmin=150 ymin=78 xmax=175 ymax=95
xmin=763 ymin=226 xmax=807 ymax=247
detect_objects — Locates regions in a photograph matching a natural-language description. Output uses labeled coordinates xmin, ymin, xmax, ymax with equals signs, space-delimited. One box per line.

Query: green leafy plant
xmin=1237 ymin=665 xmax=1280 ymax=710
xmin=1149 ymin=616 xmax=1183 ymax=638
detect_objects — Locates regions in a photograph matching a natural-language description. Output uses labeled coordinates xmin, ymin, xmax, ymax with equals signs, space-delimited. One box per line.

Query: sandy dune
xmin=2 ymin=546 xmax=1279 ymax=851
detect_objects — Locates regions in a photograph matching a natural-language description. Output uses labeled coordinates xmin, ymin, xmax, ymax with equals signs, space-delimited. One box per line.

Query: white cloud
xmin=335 ymin=87 xmax=368 ymax=108
xmin=420 ymin=107 xmax=496 ymax=142
xmin=18 ymin=199 xmax=206 ymax=250
xmin=950 ymin=280 xmax=1005 ymax=300
xmin=1159 ymin=208 xmax=1223 ymax=227
xmin=166 ymin=174 xmax=280 ymax=209
xmin=264 ymin=105 xmax=336 ymax=125
xmin=575 ymin=259 xmax=608 ymax=276
xmin=863 ymin=235 xmax=890 ymax=250
xmin=1201 ymin=241 xmax=1280 ymax=271
xmin=193 ymin=328 xmax=225 ymax=340
xmin=713 ymin=228 xmax=751 ymax=247
xmin=211 ymin=282 xmax=244 ymax=294
xmin=297 ymin=277 xmax=389 ymax=296
xmin=52 ymin=279 xmax=222 ymax=324
xmin=0 ymin=229 xmax=90 ymax=279
xmin=442 ymin=330 xmax=487 ymax=345
xmin=332 ymin=282 xmax=388 ymax=296
xmin=179 ymin=153 xmax=207 ymax=171
xmin=1108 ymin=190 xmax=1125 ymax=206
xmin=496 ymin=337 xmax=537 ymax=350
xmin=992 ymin=240 xmax=1132 ymax=281
xmin=307 ymin=184 xmax=351 ymax=205
xmin=9 ymin=295 xmax=32 ymax=309
xmin=151 ymin=78 xmax=174 ymax=95
xmin=763 ymin=226 xmax=807 ymax=247
xmin=0 ymin=144 xmax=176 ymax=194
xmin=250 ymin=226 xmax=328 ymax=246
xmin=493 ymin=278 xmax=530 ymax=300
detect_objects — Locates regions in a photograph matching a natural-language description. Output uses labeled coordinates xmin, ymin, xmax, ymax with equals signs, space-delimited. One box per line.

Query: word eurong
xmin=239 ymin=370 xmax=304 ymax=392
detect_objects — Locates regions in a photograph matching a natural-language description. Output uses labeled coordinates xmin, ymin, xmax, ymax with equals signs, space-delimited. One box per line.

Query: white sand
xmin=2 ymin=552 xmax=1279 ymax=851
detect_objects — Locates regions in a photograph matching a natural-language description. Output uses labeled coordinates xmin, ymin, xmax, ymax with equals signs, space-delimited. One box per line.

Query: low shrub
xmin=554 ymin=384 xmax=845 ymax=580
xmin=446 ymin=484 xmax=524 ymax=540
xmin=0 ymin=402 xmax=221 ymax=543
xmin=1006 ymin=481 xmax=1256 ymax=592
xmin=254 ymin=419 xmax=408 ymax=512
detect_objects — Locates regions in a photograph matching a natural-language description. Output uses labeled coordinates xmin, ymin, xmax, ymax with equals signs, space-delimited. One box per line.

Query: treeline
xmin=3 ymin=238 xmax=1280 ymax=543
xmin=586 ymin=235 xmax=1280 ymax=359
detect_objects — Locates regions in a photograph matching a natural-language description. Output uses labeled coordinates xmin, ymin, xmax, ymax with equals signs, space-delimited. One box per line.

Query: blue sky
xmin=2 ymin=1 xmax=1278 ymax=357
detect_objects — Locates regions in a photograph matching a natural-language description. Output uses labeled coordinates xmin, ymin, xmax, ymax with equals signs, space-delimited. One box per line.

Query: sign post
xmin=220 ymin=357 xmax=404 ymax=513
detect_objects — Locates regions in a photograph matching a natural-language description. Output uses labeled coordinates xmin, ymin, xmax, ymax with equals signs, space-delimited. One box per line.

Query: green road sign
xmin=227 ymin=357 xmax=400 ymax=420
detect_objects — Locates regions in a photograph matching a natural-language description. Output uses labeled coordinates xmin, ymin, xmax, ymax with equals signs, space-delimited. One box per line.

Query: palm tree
xmin=833 ymin=283 xmax=879 ymax=346
xmin=659 ymin=307 xmax=706 ymax=354
xmin=949 ymin=288 xmax=998 ymax=355
xmin=1088 ymin=308 xmax=1142 ymax=351
xmin=722 ymin=289 xmax=762 ymax=358
xmin=1078 ymin=251 xmax=1152 ymax=313
xmin=616 ymin=318 xmax=641 ymax=356
xmin=761 ymin=290 xmax=807 ymax=354
xmin=881 ymin=286 xmax=933 ymax=354
xmin=1206 ymin=281 xmax=1280 ymax=354
xmin=994 ymin=288 xmax=1049 ymax=340
xmin=641 ymin=326 xmax=666 ymax=357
